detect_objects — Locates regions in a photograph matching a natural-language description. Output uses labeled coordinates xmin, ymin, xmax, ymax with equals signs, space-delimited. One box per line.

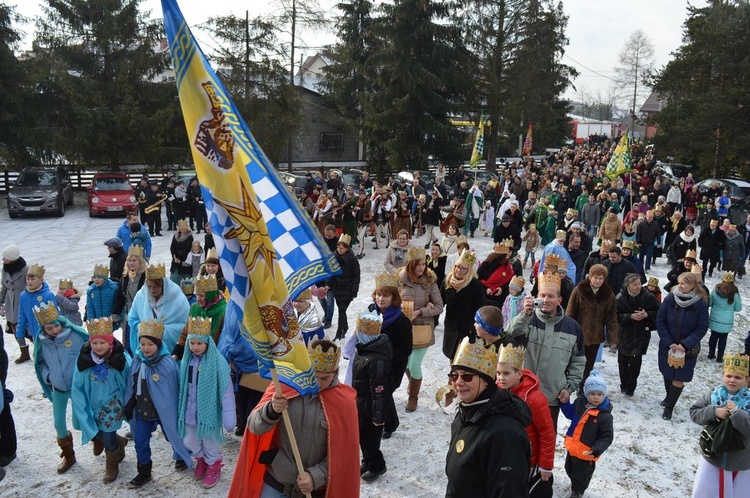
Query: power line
xmin=564 ymin=54 xmax=619 ymax=83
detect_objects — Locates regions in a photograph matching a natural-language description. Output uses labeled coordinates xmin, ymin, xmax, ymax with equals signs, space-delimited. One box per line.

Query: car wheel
xmin=57 ymin=199 xmax=65 ymax=217
xmin=66 ymin=193 xmax=74 ymax=206
xmin=9 ymin=211 xmax=18 ymax=219
xmin=89 ymin=208 xmax=95 ymax=218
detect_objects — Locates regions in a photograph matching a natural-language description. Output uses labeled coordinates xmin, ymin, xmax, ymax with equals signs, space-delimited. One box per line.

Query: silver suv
xmin=8 ymin=167 xmax=74 ymax=218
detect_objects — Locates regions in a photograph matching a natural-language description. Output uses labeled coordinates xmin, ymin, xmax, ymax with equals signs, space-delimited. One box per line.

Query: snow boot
xmin=92 ymin=436 xmax=104 ymax=456
xmin=129 ymin=461 xmax=152 ymax=488
xmin=202 ymin=459 xmax=223 ymax=488
xmin=103 ymin=449 xmax=120 ymax=483
xmin=56 ymin=433 xmax=76 ymax=474
xmin=406 ymin=378 xmax=422 ymax=412
xmin=662 ymin=385 xmax=684 ymax=421
xmin=15 ymin=346 xmax=30 ymax=364
xmin=194 ymin=457 xmax=208 ymax=481
xmin=660 ymin=378 xmax=671 ymax=407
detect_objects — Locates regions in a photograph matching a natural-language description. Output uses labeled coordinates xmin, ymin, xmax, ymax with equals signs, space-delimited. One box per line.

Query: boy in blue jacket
xmin=15 ymin=264 xmax=57 ymax=364
xmin=85 ymin=265 xmax=120 ymax=326
xmin=561 ymin=370 xmax=614 ymax=498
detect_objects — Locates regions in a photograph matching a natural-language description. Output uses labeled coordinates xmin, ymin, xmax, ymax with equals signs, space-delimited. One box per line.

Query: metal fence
xmin=0 ymin=169 xmax=188 ymax=194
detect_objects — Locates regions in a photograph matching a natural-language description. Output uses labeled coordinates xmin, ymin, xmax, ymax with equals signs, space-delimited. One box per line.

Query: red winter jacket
xmin=508 ymin=369 xmax=556 ymax=471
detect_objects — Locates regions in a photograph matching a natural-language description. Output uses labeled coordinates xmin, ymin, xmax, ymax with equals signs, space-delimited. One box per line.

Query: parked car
xmin=279 ymin=171 xmax=308 ymax=195
xmin=728 ymin=196 xmax=750 ymax=227
xmin=87 ymin=173 xmax=137 ymax=217
xmin=696 ymin=178 xmax=750 ymax=204
xmin=339 ymin=168 xmax=367 ymax=188
xmin=7 ymin=166 xmax=74 ymax=218
xmin=397 ymin=170 xmax=435 ymax=192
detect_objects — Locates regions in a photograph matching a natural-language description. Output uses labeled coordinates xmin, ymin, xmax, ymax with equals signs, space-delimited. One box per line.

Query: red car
xmin=87 ymin=173 xmax=137 ymax=217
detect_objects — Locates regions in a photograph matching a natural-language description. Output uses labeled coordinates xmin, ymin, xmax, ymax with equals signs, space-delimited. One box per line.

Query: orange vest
xmin=564 ymin=408 xmax=601 ymax=461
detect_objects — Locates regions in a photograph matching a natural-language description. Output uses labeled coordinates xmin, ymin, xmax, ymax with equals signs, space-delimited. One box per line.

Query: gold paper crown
xmin=27 ymin=263 xmax=46 ymax=278
xmin=187 ymin=316 xmax=212 ymax=336
xmin=493 ymin=242 xmax=510 ymax=255
xmin=375 ymin=272 xmax=399 ymax=289
xmin=356 ymin=311 xmax=383 ymax=336
xmin=128 ymin=245 xmax=144 ymax=258
xmin=86 ymin=317 xmax=114 ymax=337
xmin=308 ymin=343 xmax=341 ymax=373
xmin=685 ymin=249 xmax=697 ymax=261
xmin=622 ymin=240 xmax=635 ymax=250
xmin=545 ymin=254 xmax=562 ymax=269
xmin=555 ymin=230 xmax=567 ymax=240
xmin=33 ymin=301 xmax=59 ymax=325
xmin=139 ymin=319 xmax=165 ymax=340
xmin=600 ymin=239 xmax=613 ymax=251
xmin=177 ymin=219 xmax=189 ymax=229
xmin=296 ymin=288 xmax=312 ymax=302
xmin=451 ymin=337 xmax=498 ymax=379
xmin=457 ymin=249 xmax=477 ymax=267
xmin=338 ymin=234 xmax=352 ymax=247
xmin=724 ymin=353 xmax=750 ymax=376
xmin=498 ymin=344 xmax=525 ymax=371
xmin=59 ymin=279 xmax=74 ymax=290
xmin=510 ymin=275 xmax=525 ymax=288
xmin=146 ymin=263 xmax=166 ymax=280
xmin=195 ymin=274 xmax=218 ymax=293
xmin=691 ymin=264 xmax=703 ymax=276
xmin=566 ymin=208 xmax=578 ymax=216
xmin=538 ymin=271 xmax=562 ymax=291
xmin=407 ymin=246 xmax=426 ymax=262
xmin=93 ymin=264 xmax=109 ymax=278
xmin=206 ymin=247 xmax=219 ymax=261
xmin=557 ymin=258 xmax=568 ymax=270
xmin=501 ymin=238 xmax=514 ymax=248
xmin=647 ymin=276 xmax=659 ymax=287
xmin=722 ymin=271 xmax=736 ymax=283
xmin=180 ymin=278 xmax=194 ymax=294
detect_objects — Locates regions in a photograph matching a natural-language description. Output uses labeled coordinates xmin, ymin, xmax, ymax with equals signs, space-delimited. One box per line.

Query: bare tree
xmin=614 ymin=29 xmax=655 ymax=131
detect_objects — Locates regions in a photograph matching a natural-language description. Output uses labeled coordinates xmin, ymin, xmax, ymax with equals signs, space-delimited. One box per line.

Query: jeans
xmin=586 ymin=224 xmax=597 ymax=240
xmin=134 ymin=416 xmax=171 ymax=465
xmin=708 ymin=331 xmax=728 ymax=359
xmin=259 ymin=483 xmax=287 ymax=498
xmin=319 ymin=289 xmax=335 ymax=326
xmin=639 ymin=244 xmax=655 ymax=271
xmin=97 ymin=429 xmax=118 ymax=452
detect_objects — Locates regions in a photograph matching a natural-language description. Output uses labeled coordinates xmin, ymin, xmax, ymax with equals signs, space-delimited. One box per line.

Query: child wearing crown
xmin=689 ymin=353 xmax=750 ymax=497
xmin=71 ymin=317 xmax=131 ymax=483
xmin=502 ymin=276 xmax=526 ymax=327
xmin=293 ymin=288 xmax=324 ymax=345
xmin=124 ymin=319 xmax=192 ymax=487
xmin=185 ymin=240 xmax=205 ymax=278
xmin=495 ymin=343 xmax=556 ymax=496
xmin=560 ymin=370 xmax=614 ymax=498
xmin=33 ymin=301 xmax=89 ymax=474
xmin=85 ymin=264 xmax=120 ymax=328
xmin=15 ymin=263 xmax=57 ymax=364
xmin=171 ymin=274 xmax=226 ymax=361
xmin=177 ymin=317 xmax=235 ymax=488
xmin=55 ymin=279 xmax=83 ymax=326
xmin=707 ymin=272 xmax=743 ymax=363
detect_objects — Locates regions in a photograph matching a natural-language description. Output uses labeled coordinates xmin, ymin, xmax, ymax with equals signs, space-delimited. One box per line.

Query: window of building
xmin=319 ymin=132 xmax=344 ymax=151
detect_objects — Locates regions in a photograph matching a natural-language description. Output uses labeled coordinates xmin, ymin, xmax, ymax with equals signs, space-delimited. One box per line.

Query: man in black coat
xmin=566 ymin=232 xmax=588 ymax=284
xmin=698 ymin=218 xmax=725 ymax=279
xmin=493 ymin=215 xmax=522 ymax=251
xmin=602 ymin=246 xmax=637 ymax=295
xmin=104 ymin=238 xmax=127 ymax=282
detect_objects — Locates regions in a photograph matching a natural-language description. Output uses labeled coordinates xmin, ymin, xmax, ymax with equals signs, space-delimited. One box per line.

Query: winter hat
xmin=104 ymin=237 xmax=123 ymax=249
xmin=584 ymin=370 xmax=607 ymax=397
xmin=2 ymin=244 xmax=20 ymax=261
xmin=571 ymin=222 xmax=583 ymax=230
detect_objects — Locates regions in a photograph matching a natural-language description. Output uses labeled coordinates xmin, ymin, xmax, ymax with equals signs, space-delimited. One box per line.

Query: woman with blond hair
xmin=442 ymin=250 xmax=485 ymax=361
xmin=113 ymin=246 xmax=147 ymax=355
xmin=656 ymin=272 xmax=709 ymax=420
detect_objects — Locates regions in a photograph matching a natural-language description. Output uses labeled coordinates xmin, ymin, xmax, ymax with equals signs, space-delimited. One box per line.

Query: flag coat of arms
xmin=605 ymin=132 xmax=632 ymax=180
xmin=470 ymin=115 xmax=485 ymax=169
xmin=162 ymin=0 xmax=339 ymax=395
xmin=522 ymin=123 xmax=533 ymax=156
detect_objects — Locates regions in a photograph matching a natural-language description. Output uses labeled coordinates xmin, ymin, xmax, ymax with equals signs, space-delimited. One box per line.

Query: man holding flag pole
xmin=464 ymin=115 xmax=486 ymax=236
xmin=160 ymin=0 xmax=359 ymax=496
xmin=605 ymin=130 xmax=632 ymax=212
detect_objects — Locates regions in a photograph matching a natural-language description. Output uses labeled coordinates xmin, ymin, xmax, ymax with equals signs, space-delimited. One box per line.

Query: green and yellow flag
xmin=605 ymin=131 xmax=631 ymax=180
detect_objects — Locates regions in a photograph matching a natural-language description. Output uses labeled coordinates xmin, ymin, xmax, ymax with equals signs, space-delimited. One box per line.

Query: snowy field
xmin=0 ymin=193 xmax=748 ymax=497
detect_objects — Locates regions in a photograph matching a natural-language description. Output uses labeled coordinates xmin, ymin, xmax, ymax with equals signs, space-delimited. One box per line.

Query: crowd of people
xmin=1 ymin=142 xmax=749 ymax=496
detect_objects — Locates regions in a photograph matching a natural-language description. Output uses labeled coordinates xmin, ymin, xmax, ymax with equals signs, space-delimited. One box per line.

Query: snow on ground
xmin=0 ymin=193 xmax=748 ymax=497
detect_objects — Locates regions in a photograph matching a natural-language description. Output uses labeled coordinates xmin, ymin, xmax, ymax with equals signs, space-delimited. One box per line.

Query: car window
xmin=94 ymin=178 xmax=132 ymax=191
xmin=18 ymin=171 xmax=57 ymax=187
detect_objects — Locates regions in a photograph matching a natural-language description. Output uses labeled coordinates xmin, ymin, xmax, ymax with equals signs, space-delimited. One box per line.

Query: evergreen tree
xmin=0 ymin=5 xmax=31 ymax=165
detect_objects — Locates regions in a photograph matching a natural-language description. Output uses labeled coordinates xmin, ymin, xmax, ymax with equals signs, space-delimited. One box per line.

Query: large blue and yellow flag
xmin=605 ymin=131 xmax=631 ymax=180
xmin=469 ymin=114 xmax=485 ymax=169
xmin=162 ymin=0 xmax=339 ymax=395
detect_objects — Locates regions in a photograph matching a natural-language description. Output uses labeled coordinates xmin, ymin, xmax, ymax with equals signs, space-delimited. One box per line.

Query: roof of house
xmin=640 ymin=92 xmax=665 ymax=114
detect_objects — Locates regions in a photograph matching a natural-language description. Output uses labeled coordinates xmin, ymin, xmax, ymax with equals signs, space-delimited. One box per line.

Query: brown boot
xmin=15 ymin=345 xmax=30 ymax=364
xmin=115 ymin=435 xmax=128 ymax=463
xmin=93 ymin=437 xmax=104 ymax=456
xmin=406 ymin=378 xmax=422 ymax=412
xmin=103 ymin=434 xmax=127 ymax=483
xmin=56 ymin=433 xmax=76 ymax=474
xmin=405 ymin=369 xmax=412 ymax=396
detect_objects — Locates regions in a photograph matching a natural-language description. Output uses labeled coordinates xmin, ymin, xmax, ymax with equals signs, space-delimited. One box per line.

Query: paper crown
xmin=690 ymin=264 xmax=703 ymax=276
xmin=647 ymin=276 xmax=659 ymax=287
xmin=722 ymin=271 xmax=736 ymax=283
xmin=139 ymin=319 xmax=165 ymax=340
xmin=180 ymin=278 xmax=194 ymax=294
xmin=457 ymin=249 xmax=477 ymax=267
xmin=146 ymin=263 xmax=166 ymax=280
xmin=566 ymin=208 xmax=578 ymax=216
xmin=177 ymin=219 xmax=189 ymax=229
xmin=195 ymin=274 xmax=218 ymax=293
xmin=33 ymin=301 xmax=59 ymax=325
xmin=451 ymin=337 xmax=498 ymax=380
xmin=538 ymin=271 xmax=562 ymax=291
xmin=59 ymin=279 xmax=74 ymax=290
xmin=493 ymin=242 xmax=510 ymax=255
xmin=356 ymin=311 xmax=383 ymax=336
xmin=600 ymin=239 xmax=613 ymax=251
xmin=296 ymin=288 xmax=313 ymax=302
xmin=622 ymin=240 xmax=635 ymax=250
xmin=545 ymin=254 xmax=562 ymax=269
xmin=555 ymin=230 xmax=567 ymax=240
xmin=375 ymin=272 xmax=399 ymax=289
xmin=338 ymin=234 xmax=352 ymax=247
xmin=407 ymin=246 xmax=426 ymax=262
xmin=27 ymin=263 xmax=46 ymax=278
xmin=685 ymin=249 xmax=697 ymax=261
xmin=206 ymin=247 xmax=219 ymax=261
xmin=93 ymin=264 xmax=109 ymax=278
xmin=187 ymin=316 xmax=212 ymax=336
xmin=86 ymin=317 xmax=114 ymax=337
xmin=128 ymin=245 xmax=144 ymax=258
xmin=308 ymin=343 xmax=341 ymax=373
xmin=724 ymin=353 xmax=750 ymax=376
xmin=498 ymin=344 xmax=525 ymax=371
xmin=510 ymin=275 xmax=525 ymax=288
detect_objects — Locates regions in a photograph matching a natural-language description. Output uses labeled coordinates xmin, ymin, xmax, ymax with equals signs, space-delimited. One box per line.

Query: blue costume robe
xmin=127 ymin=277 xmax=189 ymax=354
xmin=539 ymin=240 xmax=577 ymax=283
xmin=34 ymin=317 xmax=89 ymax=403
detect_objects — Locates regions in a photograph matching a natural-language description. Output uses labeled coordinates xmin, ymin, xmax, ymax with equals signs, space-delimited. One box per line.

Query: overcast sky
xmin=10 ymin=0 xmax=699 ymax=106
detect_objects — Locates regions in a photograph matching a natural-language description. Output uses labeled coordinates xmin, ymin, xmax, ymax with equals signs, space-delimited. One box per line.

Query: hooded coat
xmin=0 ymin=256 xmax=27 ymax=323
xmin=708 ymin=288 xmax=742 ymax=334
xmin=566 ymin=280 xmax=618 ymax=346
xmin=507 ymin=369 xmax=555 ymax=471
xmin=34 ymin=317 xmax=89 ymax=399
xmin=615 ymin=286 xmax=659 ymax=356
xmin=127 ymin=277 xmax=190 ymax=354
xmin=16 ymin=281 xmax=57 ymax=340
xmin=56 ymin=288 xmax=83 ymax=325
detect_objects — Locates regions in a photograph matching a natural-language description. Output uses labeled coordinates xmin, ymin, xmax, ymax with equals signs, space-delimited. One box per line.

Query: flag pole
xmin=270 ymin=368 xmax=313 ymax=498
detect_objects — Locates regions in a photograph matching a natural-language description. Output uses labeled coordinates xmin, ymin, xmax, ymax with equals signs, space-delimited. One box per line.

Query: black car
xmin=728 ymin=196 xmax=750 ymax=227
xmin=8 ymin=166 xmax=74 ymax=218
xmin=696 ymin=178 xmax=750 ymax=204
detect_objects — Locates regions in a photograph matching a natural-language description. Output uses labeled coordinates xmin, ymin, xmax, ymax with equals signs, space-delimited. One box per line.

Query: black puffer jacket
xmin=445 ymin=385 xmax=531 ymax=498
xmin=327 ymin=249 xmax=360 ymax=301
xmin=353 ymin=335 xmax=393 ymax=425
xmin=442 ymin=278 xmax=486 ymax=360
xmin=616 ymin=286 xmax=659 ymax=356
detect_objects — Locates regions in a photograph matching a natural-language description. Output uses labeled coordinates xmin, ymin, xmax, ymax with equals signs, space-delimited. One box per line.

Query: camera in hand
xmin=533 ymin=298 xmax=543 ymax=308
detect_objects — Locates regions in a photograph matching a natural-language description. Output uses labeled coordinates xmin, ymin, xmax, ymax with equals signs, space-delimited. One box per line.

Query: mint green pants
xmin=51 ymin=389 xmax=72 ymax=439
xmin=406 ymin=347 xmax=428 ymax=380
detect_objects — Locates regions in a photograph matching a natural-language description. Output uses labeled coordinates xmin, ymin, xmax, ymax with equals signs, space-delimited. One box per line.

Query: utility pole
xmin=287 ymin=0 xmax=297 ymax=172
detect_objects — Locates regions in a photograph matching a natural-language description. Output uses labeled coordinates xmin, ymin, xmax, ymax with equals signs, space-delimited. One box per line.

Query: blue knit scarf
xmin=378 ymin=304 xmax=403 ymax=329
xmin=710 ymin=385 xmax=750 ymax=415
